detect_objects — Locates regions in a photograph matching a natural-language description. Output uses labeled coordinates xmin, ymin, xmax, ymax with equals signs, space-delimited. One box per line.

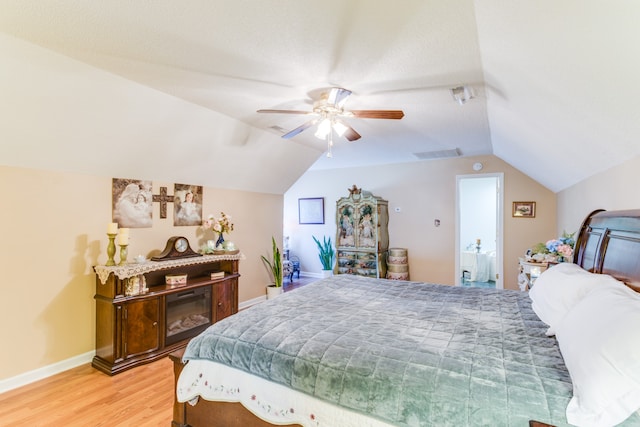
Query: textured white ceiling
xmin=1 ymin=1 xmax=639 ymax=193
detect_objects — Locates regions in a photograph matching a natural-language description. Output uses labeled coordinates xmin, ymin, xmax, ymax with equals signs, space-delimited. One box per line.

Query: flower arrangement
xmin=202 ymin=212 xmax=234 ymax=250
xmin=526 ymin=231 xmax=575 ymax=263
xmin=203 ymin=211 xmax=234 ymax=235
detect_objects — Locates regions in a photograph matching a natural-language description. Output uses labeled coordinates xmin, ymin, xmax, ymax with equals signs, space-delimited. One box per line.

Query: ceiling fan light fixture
xmin=450 ymin=85 xmax=474 ymax=105
xmin=314 ymin=118 xmax=331 ymax=139
xmin=332 ymin=120 xmax=348 ymax=137
xmin=258 ymin=86 xmax=403 ymax=157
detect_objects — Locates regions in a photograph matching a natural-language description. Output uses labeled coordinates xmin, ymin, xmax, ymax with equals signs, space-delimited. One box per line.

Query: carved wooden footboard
xmin=170 ymin=350 xmax=302 ymax=427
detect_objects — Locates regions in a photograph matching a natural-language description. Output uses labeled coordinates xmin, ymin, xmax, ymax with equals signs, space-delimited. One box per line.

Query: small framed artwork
xmin=512 ymin=201 xmax=536 ymax=218
xmin=298 ymin=197 xmax=325 ymax=224
xmin=174 ymin=183 xmax=203 ymax=226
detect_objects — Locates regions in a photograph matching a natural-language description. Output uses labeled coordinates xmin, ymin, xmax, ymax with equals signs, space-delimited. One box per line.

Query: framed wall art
xmin=174 ymin=183 xmax=203 ymax=226
xmin=112 ymin=178 xmax=153 ymax=228
xmin=298 ymin=197 xmax=325 ymax=224
xmin=512 ymin=201 xmax=536 ymax=218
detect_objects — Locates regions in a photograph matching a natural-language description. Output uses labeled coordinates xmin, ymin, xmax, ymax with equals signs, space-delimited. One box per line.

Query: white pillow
xmin=528 ymin=262 xmax=622 ymax=335
xmin=555 ymin=281 xmax=640 ymax=427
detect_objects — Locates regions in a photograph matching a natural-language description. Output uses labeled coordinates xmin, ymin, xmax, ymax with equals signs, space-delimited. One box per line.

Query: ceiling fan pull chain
xmin=327 ymin=130 xmax=334 ymax=158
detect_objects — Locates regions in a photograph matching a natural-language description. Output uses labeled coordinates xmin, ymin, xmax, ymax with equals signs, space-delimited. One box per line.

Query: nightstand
xmin=518 ymin=258 xmax=549 ymax=291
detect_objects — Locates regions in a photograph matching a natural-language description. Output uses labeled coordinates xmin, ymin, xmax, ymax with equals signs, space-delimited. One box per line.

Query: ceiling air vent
xmin=413 ymin=148 xmax=461 ymax=160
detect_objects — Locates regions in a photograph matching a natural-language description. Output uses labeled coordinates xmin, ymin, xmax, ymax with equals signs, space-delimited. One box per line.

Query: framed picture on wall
xmin=174 ymin=183 xmax=203 ymax=226
xmin=298 ymin=197 xmax=325 ymax=224
xmin=512 ymin=201 xmax=536 ymax=218
xmin=112 ymin=178 xmax=153 ymax=228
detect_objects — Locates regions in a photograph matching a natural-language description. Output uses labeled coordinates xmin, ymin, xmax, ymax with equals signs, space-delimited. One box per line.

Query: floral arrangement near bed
xmin=526 ymin=230 xmax=575 ymax=263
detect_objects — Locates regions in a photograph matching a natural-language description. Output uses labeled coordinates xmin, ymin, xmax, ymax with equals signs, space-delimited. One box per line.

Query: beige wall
xmin=284 ymin=155 xmax=556 ymax=290
xmin=0 ymin=165 xmax=281 ymax=381
xmin=5 ymin=150 xmax=605 ymax=383
xmin=558 ymin=155 xmax=640 ymax=232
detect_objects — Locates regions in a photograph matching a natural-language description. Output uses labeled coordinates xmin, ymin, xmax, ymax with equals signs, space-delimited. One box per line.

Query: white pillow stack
xmin=556 ymin=281 xmax=640 ymax=427
xmin=529 ymin=263 xmax=640 ymax=426
xmin=528 ymin=262 xmax=622 ymax=336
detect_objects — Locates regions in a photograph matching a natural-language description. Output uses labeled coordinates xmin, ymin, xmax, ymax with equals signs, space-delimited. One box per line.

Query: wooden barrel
xmin=386 ymin=248 xmax=409 ymax=280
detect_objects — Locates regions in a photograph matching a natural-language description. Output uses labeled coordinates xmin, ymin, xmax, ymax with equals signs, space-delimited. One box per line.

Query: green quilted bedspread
xmin=182 ymin=275 xmax=633 ymax=426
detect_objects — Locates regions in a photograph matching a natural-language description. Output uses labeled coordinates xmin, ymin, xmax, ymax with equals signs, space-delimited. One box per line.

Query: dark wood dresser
xmin=92 ymin=254 xmax=240 ymax=375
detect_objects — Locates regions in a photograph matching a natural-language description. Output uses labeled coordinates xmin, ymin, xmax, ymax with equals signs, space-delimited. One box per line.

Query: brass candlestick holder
xmin=106 ymin=233 xmax=117 ymax=266
xmin=119 ymin=244 xmax=129 ymax=266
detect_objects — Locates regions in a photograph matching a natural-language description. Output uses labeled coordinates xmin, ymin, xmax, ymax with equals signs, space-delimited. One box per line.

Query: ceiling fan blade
xmin=333 ymin=118 xmax=361 ymax=142
xmin=326 ymin=88 xmax=352 ymax=109
xmin=342 ymin=126 xmax=361 ymax=142
xmin=257 ymin=109 xmax=312 ymax=115
xmin=349 ymin=110 xmax=405 ymax=119
xmin=281 ymin=119 xmax=318 ymax=139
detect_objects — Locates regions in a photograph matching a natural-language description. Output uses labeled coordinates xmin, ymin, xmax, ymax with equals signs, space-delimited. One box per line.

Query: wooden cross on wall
xmin=152 ymin=186 xmax=173 ymax=219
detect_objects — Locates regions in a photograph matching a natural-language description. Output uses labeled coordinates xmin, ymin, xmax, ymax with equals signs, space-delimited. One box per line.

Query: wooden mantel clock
xmin=151 ymin=236 xmax=202 ymax=261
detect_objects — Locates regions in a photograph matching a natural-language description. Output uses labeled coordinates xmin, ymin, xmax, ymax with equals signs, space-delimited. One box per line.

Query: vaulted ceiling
xmin=1 ymin=1 xmax=639 ymax=194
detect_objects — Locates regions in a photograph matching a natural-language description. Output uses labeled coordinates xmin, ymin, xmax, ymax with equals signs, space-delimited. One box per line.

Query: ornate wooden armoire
xmin=335 ymin=185 xmax=389 ymax=278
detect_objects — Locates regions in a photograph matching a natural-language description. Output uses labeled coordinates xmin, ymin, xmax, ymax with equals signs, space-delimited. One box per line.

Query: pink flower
xmin=557 ymin=244 xmax=573 ymax=257
xmin=202 ymin=212 xmax=234 ymax=234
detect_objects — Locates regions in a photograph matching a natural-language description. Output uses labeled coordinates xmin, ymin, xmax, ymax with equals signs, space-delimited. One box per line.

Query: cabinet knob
xmin=152 ymin=321 xmax=158 ymax=327
xmin=217 ymin=302 xmax=222 ymax=307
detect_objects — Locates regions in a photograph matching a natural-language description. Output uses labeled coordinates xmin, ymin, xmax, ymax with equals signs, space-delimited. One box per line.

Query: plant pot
xmin=320 ymin=269 xmax=334 ymax=278
xmin=266 ymin=285 xmax=283 ymax=300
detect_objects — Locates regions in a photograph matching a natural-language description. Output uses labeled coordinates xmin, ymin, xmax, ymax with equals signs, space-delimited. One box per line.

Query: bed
xmin=171 ymin=209 xmax=640 ymax=427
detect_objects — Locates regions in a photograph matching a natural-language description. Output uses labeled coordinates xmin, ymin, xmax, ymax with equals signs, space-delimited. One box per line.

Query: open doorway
xmin=455 ymin=173 xmax=503 ymax=289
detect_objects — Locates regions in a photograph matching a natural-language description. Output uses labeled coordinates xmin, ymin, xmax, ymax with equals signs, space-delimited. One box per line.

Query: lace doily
xmin=94 ymin=253 xmax=245 ymax=284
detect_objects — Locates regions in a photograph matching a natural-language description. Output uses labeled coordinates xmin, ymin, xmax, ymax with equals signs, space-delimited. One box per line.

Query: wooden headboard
xmin=574 ymin=209 xmax=640 ymax=291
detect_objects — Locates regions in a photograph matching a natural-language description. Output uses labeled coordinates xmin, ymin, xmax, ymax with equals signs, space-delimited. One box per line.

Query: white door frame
xmin=455 ymin=173 xmax=504 ymax=289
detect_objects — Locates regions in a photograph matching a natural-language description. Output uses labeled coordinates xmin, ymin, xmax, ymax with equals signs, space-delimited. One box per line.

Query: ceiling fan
xmin=257 ymin=87 xmax=404 ymax=148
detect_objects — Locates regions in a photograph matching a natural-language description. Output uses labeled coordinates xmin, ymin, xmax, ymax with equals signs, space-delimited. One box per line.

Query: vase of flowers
xmin=526 ymin=231 xmax=575 ymax=263
xmin=203 ymin=212 xmax=234 ymax=250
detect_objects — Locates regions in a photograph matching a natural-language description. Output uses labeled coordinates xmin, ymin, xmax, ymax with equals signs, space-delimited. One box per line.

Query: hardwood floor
xmin=283 ymin=275 xmax=318 ymax=292
xmin=0 ymin=277 xmax=317 ymax=427
xmin=0 ymin=357 xmax=175 ymax=426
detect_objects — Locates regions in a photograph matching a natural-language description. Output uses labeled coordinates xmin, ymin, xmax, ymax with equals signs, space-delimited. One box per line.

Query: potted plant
xmin=313 ymin=235 xmax=335 ymax=277
xmin=261 ymin=237 xmax=283 ymax=299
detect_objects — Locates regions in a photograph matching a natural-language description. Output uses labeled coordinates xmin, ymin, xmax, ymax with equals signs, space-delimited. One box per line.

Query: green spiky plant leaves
xmin=313 ymin=235 xmax=335 ymax=270
xmin=261 ymin=237 xmax=283 ymax=287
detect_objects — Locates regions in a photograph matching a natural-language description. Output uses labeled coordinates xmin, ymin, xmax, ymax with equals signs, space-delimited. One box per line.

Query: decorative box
xmin=210 ymin=271 xmax=225 ymax=279
xmin=165 ymin=274 xmax=188 ymax=286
